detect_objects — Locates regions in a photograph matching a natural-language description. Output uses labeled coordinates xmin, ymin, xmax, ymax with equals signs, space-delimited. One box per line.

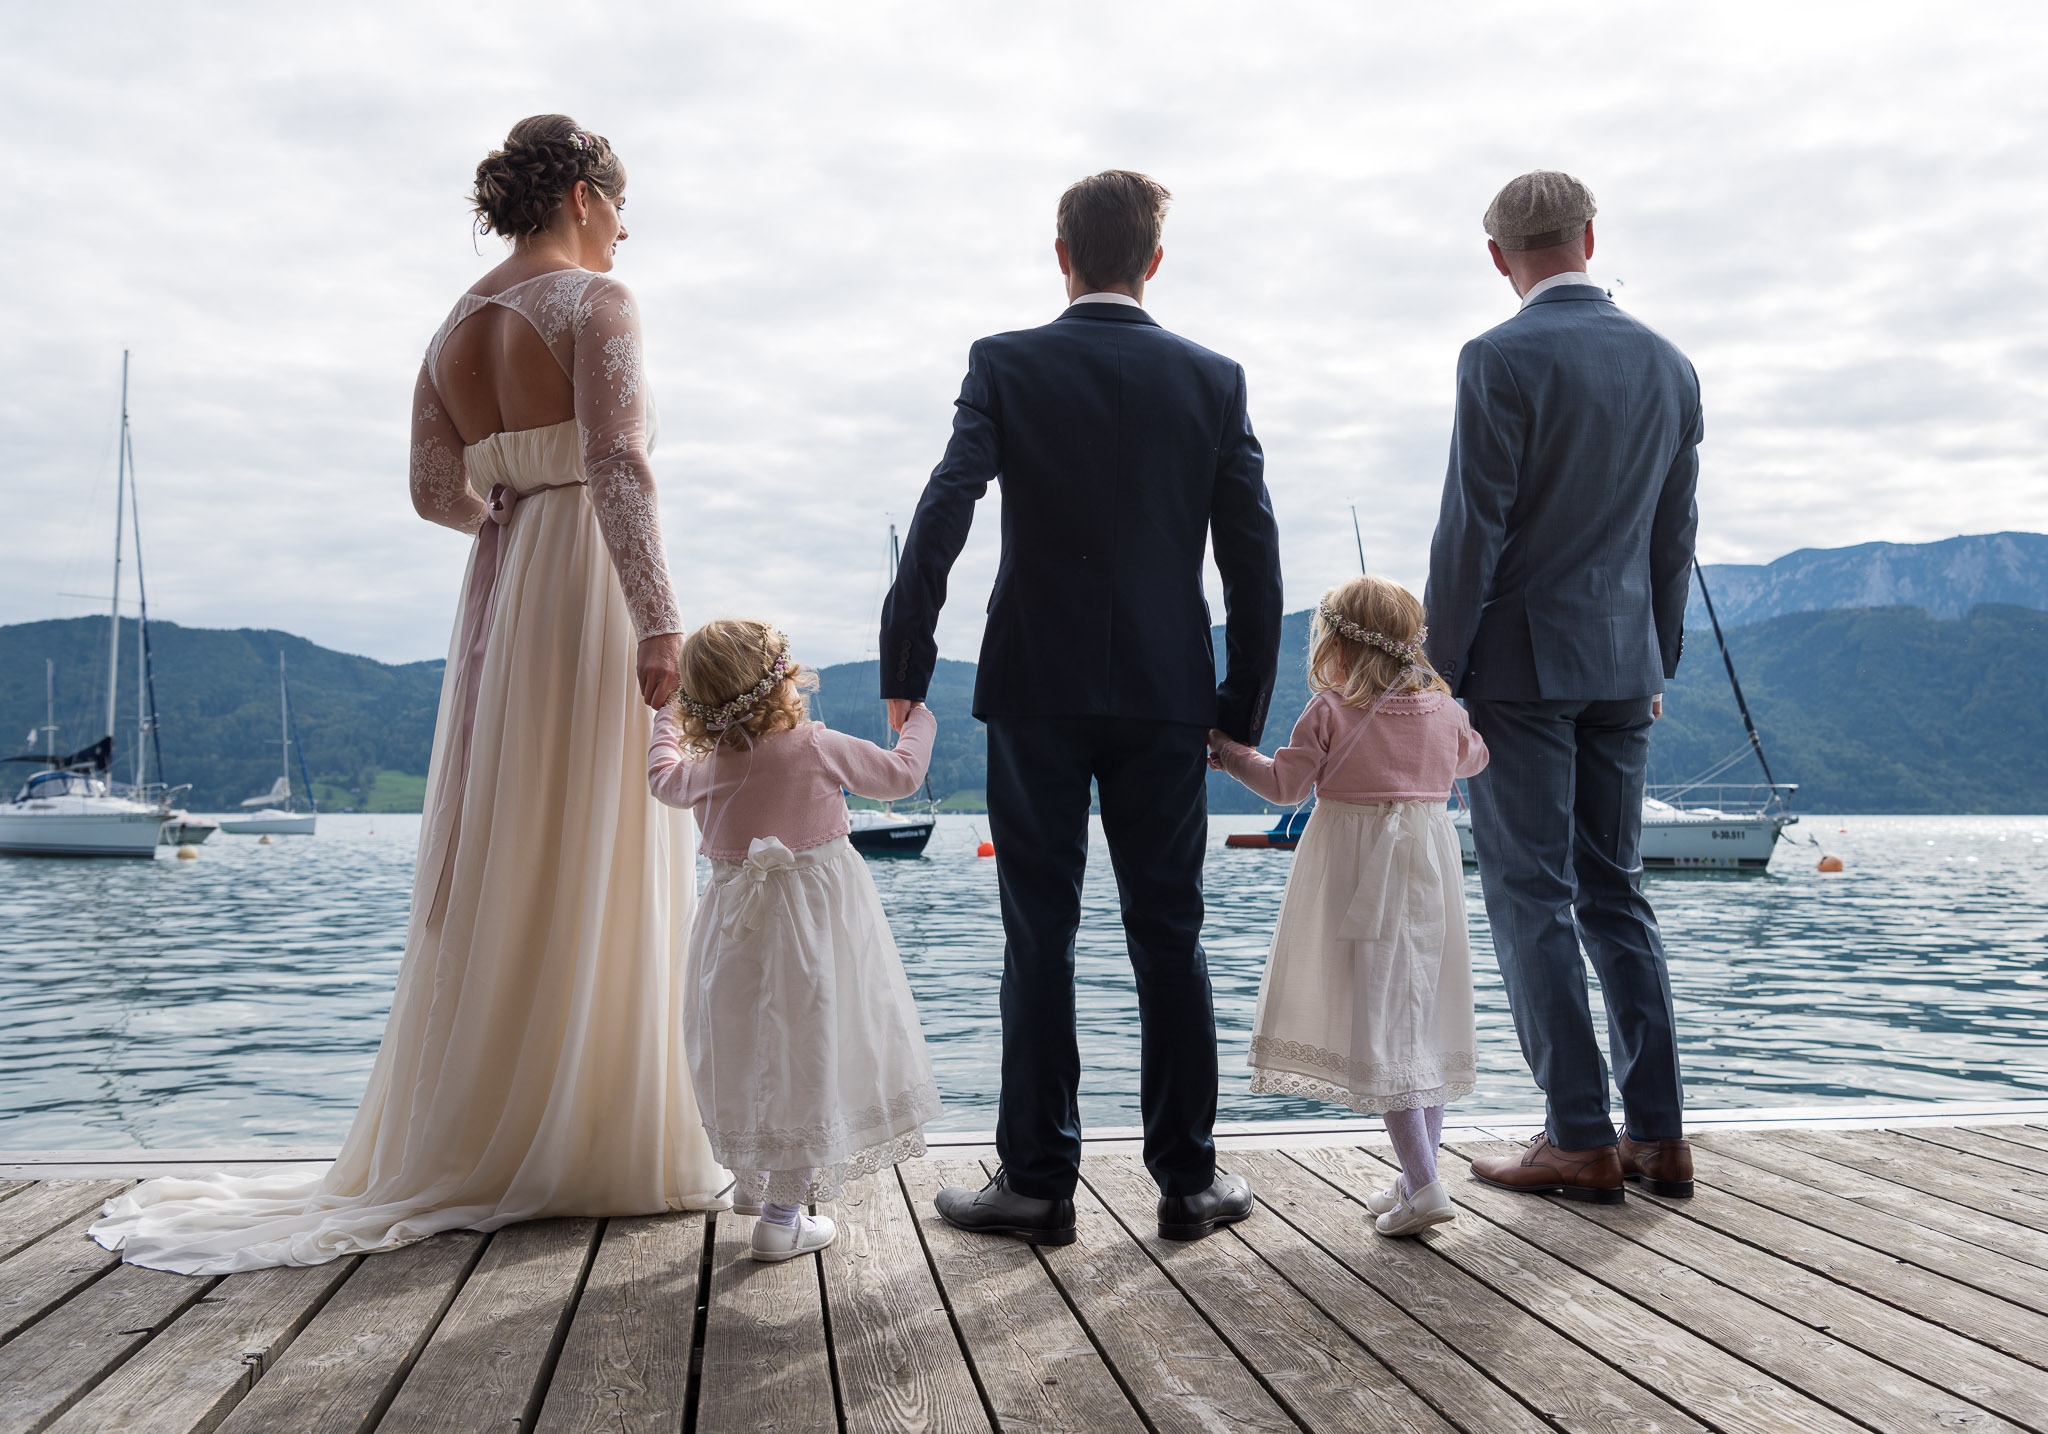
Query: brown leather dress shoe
xmin=1618 ymin=1133 xmax=1695 ymax=1198
xmin=1470 ymin=1134 xmax=1625 ymax=1203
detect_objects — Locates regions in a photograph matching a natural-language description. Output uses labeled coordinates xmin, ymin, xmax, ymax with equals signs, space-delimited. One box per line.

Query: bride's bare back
xmin=432 ymin=280 xmax=578 ymax=443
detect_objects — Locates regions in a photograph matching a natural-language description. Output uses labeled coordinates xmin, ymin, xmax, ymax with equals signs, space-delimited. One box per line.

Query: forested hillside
xmin=7 ymin=593 xmax=2045 ymax=814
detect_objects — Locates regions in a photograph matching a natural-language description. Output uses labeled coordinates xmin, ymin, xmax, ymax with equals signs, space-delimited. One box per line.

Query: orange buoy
xmin=175 ymin=845 xmax=199 ymax=860
xmin=1817 ymin=854 xmax=1845 ymax=872
xmin=976 ymin=841 xmax=995 ymax=858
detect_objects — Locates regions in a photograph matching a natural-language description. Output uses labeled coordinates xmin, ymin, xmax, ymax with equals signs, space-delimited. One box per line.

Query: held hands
xmin=885 ymin=698 xmax=920 ymax=733
xmin=1652 ymin=695 xmax=1664 ymax=720
xmin=1206 ymin=728 xmax=1235 ymax=770
xmin=637 ymin=633 xmax=683 ymax=710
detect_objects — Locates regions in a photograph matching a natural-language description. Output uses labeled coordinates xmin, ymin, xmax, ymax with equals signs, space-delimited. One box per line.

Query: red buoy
xmin=977 ymin=841 xmax=995 ymax=858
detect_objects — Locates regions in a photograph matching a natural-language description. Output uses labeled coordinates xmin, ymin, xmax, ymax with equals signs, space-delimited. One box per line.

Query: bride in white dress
xmin=92 ymin=115 xmax=730 ymax=1274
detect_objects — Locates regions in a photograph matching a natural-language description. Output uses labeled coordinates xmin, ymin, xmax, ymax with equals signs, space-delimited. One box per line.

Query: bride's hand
xmin=637 ymin=633 xmax=683 ymax=709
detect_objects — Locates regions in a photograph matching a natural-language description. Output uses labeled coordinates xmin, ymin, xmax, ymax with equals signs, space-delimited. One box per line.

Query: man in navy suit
xmin=882 ymin=171 xmax=1283 ymax=1244
xmin=1426 ymin=171 xmax=1701 ymax=1203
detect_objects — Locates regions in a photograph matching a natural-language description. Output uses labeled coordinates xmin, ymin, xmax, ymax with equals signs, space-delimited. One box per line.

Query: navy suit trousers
xmin=1464 ymin=697 xmax=1684 ymax=1148
xmin=984 ymin=716 xmax=1217 ymax=1200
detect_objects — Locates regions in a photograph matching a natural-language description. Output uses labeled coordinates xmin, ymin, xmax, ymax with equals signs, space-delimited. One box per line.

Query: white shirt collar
xmin=1519 ymin=270 xmax=1604 ymax=308
xmin=1071 ymin=291 xmax=1142 ymax=308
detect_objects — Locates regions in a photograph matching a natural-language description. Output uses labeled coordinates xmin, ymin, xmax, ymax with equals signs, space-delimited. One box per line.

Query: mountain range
xmin=4 ymin=531 xmax=2044 ymax=815
xmin=1690 ymin=531 xmax=2048 ymax=628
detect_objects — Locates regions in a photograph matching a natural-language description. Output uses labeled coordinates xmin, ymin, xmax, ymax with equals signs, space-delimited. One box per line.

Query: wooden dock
xmin=6 ymin=1118 xmax=2048 ymax=1433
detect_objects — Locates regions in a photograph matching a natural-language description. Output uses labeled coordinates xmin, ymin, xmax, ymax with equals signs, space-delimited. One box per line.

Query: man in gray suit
xmin=1426 ymin=171 xmax=1700 ymax=1203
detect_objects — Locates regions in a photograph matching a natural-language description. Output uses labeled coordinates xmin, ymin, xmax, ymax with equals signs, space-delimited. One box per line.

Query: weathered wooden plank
xmin=1321 ymin=1145 xmax=1864 ymax=1434
xmin=697 ymin=1211 xmax=836 ymax=1434
xmin=0 ymin=1184 xmax=130 ymax=1264
xmin=0 ymin=1262 xmax=213 ymax=1434
xmin=1217 ymin=1152 xmax=1553 ymax=1434
xmin=1449 ymin=1141 xmax=2048 ymax=1432
xmin=1659 ymin=1149 xmax=2048 ymax=1357
xmin=1903 ymin=1125 xmax=2048 ymax=1177
xmin=43 ymin=1259 xmax=353 ymax=1434
xmin=1025 ymin=1159 xmax=1297 ymax=1434
xmin=1973 ymin=1126 xmax=2048 ymax=1157
xmin=211 ymin=1232 xmax=484 ymax=1434
xmin=1698 ymin=1130 xmax=2048 ymax=1273
xmin=1684 ymin=1133 xmax=2048 ymax=1315
xmin=1772 ymin=1129 xmax=2048 ymax=1233
xmin=377 ymin=1219 xmax=601 ymax=1434
xmin=0 ymin=1212 xmax=120 ymax=1345
xmin=898 ymin=1160 xmax=1144 ymax=1434
xmin=0 ymin=1183 xmax=30 ymax=1206
xmin=1247 ymin=1149 xmax=1710 ymax=1434
xmin=818 ymin=1174 xmax=990 ymax=1434
xmin=1083 ymin=1155 xmax=1456 ymax=1434
xmin=1431 ymin=1142 xmax=2035 ymax=1434
xmin=534 ymin=1214 xmax=704 ymax=1434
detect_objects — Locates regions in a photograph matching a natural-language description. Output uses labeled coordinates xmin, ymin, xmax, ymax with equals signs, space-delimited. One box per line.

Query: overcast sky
xmin=4 ymin=1 xmax=2044 ymax=671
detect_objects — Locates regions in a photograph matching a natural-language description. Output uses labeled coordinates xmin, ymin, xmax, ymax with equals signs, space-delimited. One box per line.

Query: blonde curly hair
xmin=671 ymin=619 xmax=817 ymax=757
xmin=1308 ymin=576 xmax=1450 ymax=706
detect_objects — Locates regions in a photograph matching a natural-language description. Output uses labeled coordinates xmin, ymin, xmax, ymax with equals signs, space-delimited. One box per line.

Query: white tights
xmin=756 ymin=1167 xmax=815 ymax=1228
xmin=1382 ymin=1105 xmax=1445 ymax=1194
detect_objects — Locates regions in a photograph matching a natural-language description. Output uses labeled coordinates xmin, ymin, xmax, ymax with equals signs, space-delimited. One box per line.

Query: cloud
xmin=3 ymin=0 xmax=2045 ymax=672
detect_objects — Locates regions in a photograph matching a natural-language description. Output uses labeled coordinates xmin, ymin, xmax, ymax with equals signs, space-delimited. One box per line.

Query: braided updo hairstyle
xmin=471 ymin=115 xmax=627 ymax=239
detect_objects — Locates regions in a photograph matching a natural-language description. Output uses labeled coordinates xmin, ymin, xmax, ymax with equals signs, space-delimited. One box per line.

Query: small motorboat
xmin=160 ymin=815 xmax=218 ymax=845
xmin=1225 ymin=807 xmax=1313 ymax=850
xmin=848 ymin=807 xmax=935 ymax=856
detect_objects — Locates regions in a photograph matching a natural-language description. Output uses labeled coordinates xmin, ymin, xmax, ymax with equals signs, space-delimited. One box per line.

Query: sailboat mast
xmin=279 ymin=653 xmax=293 ymax=813
xmin=44 ymin=660 xmax=56 ymax=761
xmin=889 ymin=523 xmax=900 ymax=585
xmin=104 ymin=351 xmax=129 ymax=743
xmin=1350 ymin=505 xmax=1367 ymax=575
xmin=128 ymin=423 xmax=167 ymax=791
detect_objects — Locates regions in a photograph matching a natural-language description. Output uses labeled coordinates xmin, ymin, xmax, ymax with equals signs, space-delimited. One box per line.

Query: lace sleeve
xmin=409 ymin=362 xmax=485 ymax=534
xmin=572 ymin=274 xmax=683 ymax=640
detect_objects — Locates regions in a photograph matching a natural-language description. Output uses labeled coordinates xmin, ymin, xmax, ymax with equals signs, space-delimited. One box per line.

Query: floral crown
xmin=1318 ymin=601 xmax=1428 ymax=665
xmin=677 ymin=633 xmax=792 ymax=732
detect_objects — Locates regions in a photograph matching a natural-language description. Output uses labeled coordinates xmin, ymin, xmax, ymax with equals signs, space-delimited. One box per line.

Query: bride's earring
xmin=581 ymin=216 xmax=588 ymax=226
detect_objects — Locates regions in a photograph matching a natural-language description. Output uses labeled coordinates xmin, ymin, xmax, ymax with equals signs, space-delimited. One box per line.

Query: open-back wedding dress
xmin=92 ymin=268 xmax=729 ymax=1274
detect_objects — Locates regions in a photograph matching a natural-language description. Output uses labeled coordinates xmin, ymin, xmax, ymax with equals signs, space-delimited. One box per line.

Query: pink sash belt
xmin=426 ymin=479 xmax=585 ymax=928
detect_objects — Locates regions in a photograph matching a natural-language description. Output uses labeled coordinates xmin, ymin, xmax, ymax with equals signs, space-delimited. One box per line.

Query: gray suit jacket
xmin=1425 ymin=283 xmax=1701 ymax=702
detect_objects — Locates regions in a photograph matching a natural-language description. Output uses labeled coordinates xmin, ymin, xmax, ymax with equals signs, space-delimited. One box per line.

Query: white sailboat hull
xmin=0 ymin=802 xmax=166 ymax=858
xmin=1453 ymin=805 xmax=1792 ymax=870
xmin=218 ymin=809 xmax=317 ymax=836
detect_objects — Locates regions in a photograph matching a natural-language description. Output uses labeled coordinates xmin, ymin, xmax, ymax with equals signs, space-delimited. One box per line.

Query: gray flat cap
xmin=1484 ymin=170 xmax=1597 ymax=251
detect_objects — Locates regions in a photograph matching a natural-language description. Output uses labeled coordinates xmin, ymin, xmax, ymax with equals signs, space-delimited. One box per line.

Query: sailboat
xmin=0 ymin=354 xmax=211 ymax=856
xmin=218 ymin=653 xmax=319 ymax=836
xmin=846 ymin=523 xmax=937 ymax=857
xmin=1450 ymin=560 xmax=1799 ymax=870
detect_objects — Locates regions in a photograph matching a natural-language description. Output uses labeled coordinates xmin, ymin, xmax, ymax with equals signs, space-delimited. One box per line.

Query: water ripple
xmin=1 ymin=813 xmax=2043 ymax=1149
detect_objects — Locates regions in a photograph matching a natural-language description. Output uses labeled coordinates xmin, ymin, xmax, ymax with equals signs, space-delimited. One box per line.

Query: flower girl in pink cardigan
xmin=649 ymin=619 xmax=943 ymax=1262
xmin=1209 ymin=577 xmax=1489 ymax=1237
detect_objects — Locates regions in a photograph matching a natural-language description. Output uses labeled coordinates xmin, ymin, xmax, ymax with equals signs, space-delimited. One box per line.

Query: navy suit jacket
xmin=1425 ymin=283 xmax=1702 ymax=702
xmin=881 ymin=302 xmax=1284 ymax=743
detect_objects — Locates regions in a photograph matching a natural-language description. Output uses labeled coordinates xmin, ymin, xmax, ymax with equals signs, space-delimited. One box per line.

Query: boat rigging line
xmin=1692 ymin=558 xmax=1779 ymax=791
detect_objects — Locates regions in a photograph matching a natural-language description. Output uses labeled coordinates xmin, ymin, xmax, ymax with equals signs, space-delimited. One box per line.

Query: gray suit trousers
xmin=1464 ymin=697 xmax=1684 ymax=1148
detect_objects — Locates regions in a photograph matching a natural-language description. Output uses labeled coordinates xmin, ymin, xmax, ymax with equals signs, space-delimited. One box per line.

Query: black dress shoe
xmin=1158 ymin=1172 xmax=1253 ymax=1241
xmin=934 ymin=1167 xmax=1077 ymax=1246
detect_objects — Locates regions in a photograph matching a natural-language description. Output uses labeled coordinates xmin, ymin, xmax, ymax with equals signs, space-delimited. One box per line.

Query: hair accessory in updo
xmin=678 ymin=632 xmax=792 ymax=732
xmin=1318 ymin=601 xmax=1427 ymax=665
xmin=471 ymin=114 xmax=626 ymax=238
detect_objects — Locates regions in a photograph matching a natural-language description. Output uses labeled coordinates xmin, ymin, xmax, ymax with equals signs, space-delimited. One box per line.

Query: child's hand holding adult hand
xmin=1206 ymin=728 xmax=1235 ymax=770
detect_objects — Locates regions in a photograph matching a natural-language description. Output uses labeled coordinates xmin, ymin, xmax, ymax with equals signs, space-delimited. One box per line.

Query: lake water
xmin=1 ymin=813 xmax=2044 ymax=1150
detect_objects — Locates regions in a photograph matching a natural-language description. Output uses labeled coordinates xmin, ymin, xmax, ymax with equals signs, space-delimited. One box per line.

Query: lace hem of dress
xmin=732 ymin=1128 xmax=933 ymax=1205
xmin=1249 ymin=1035 xmax=1476 ymax=1087
xmin=705 ymin=1083 xmax=942 ymax=1191
xmin=1247 ymin=1067 xmax=1477 ymax=1115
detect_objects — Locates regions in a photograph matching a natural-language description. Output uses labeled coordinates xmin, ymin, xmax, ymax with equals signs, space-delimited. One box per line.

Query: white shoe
xmin=751 ymin=1213 xmax=837 ymax=1262
xmin=1365 ymin=1185 xmax=1402 ymax=1216
xmin=1374 ymin=1179 xmax=1455 ymax=1237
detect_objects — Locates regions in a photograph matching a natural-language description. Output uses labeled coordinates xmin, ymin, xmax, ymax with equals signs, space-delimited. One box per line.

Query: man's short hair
xmin=1056 ymin=171 xmax=1172 ymax=290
